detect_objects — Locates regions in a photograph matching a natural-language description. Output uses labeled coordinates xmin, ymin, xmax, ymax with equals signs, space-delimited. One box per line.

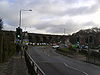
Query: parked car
xmin=52 ymin=45 xmax=59 ymax=49
xmin=95 ymin=45 xmax=100 ymax=49
xmin=81 ymin=45 xmax=88 ymax=49
xmin=93 ymin=50 xmax=100 ymax=53
xmin=59 ymin=44 xmax=68 ymax=48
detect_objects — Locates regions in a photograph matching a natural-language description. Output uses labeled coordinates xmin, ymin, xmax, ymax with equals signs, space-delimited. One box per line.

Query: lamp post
xmin=17 ymin=9 xmax=32 ymax=58
xmin=19 ymin=9 xmax=32 ymax=28
xmin=17 ymin=9 xmax=32 ymax=42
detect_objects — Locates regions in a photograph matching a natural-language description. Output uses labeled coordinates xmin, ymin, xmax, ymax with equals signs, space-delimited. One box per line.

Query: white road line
xmin=64 ymin=63 xmax=88 ymax=75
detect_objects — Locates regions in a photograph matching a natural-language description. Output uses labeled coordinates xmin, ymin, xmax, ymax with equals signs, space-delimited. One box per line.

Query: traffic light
xmin=16 ymin=27 xmax=22 ymax=40
xmin=89 ymin=36 xmax=93 ymax=43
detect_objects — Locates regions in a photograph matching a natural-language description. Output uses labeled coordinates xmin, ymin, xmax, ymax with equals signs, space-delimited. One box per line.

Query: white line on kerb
xmin=64 ymin=63 xmax=88 ymax=75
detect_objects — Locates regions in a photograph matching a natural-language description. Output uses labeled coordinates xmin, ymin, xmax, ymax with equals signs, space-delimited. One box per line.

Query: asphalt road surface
xmin=27 ymin=46 xmax=100 ymax=75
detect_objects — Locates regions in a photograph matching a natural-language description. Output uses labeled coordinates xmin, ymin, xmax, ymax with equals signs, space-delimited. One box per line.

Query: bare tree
xmin=0 ymin=18 xmax=3 ymax=30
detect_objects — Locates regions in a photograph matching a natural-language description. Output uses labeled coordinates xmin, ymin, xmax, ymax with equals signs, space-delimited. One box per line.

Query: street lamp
xmin=17 ymin=9 xmax=32 ymax=58
xmin=19 ymin=9 xmax=32 ymax=28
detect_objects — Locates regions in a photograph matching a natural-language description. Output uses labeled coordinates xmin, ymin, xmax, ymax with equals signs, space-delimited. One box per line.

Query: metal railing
xmin=24 ymin=50 xmax=46 ymax=75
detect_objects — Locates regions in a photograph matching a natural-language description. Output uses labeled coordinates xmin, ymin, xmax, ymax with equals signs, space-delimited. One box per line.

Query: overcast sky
xmin=0 ymin=0 xmax=100 ymax=35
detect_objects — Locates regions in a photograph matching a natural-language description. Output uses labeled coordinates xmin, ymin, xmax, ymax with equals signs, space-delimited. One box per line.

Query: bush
xmin=91 ymin=51 xmax=100 ymax=58
xmin=68 ymin=45 xmax=76 ymax=52
xmin=58 ymin=48 xmax=69 ymax=53
xmin=79 ymin=49 xmax=88 ymax=55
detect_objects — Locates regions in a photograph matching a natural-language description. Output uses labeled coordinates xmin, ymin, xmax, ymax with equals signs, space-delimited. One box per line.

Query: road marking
xmin=64 ymin=63 xmax=88 ymax=75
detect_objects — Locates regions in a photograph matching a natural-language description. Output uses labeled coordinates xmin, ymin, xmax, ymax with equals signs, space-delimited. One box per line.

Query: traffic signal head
xmin=16 ymin=27 xmax=22 ymax=40
xmin=17 ymin=34 xmax=21 ymax=38
xmin=89 ymin=36 xmax=93 ymax=43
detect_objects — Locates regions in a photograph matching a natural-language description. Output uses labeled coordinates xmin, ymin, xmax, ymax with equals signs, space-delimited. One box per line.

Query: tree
xmin=0 ymin=18 xmax=3 ymax=30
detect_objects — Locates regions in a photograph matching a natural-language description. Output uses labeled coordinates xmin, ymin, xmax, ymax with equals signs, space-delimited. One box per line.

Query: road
xmin=27 ymin=46 xmax=100 ymax=75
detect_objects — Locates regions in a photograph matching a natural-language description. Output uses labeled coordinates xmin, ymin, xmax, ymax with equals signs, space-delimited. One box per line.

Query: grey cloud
xmin=46 ymin=23 xmax=80 ymax=34
xmin=82 ymin=21 xmax=98 ymax=27
xmin=64 ymin=0 xmax=77 ymax=3
xmin=33 ymin=23 xmax=50 ymax=30
xmin=67 ymin=0 xmax=100 ymax=16
xmin=0 ymin=0 xmax=100 ymax=34
xmin=33 ymin=20 xmax=80 ymax=34
xmin=33 ymin=20 xmax=98 ymax=34
xmin=32 ymin=0 xmax=100 ymax=16
xmin=49 ymin=0 xmax=79 ymax=5
xmin=66 ymin=3 xmax=99 ymax=16
xmin=0 ymin=1 xmax=19 ymax=26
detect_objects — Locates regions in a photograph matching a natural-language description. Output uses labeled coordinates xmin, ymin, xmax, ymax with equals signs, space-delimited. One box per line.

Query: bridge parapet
xmin=24 ymin=50 xmax=46 ymax=75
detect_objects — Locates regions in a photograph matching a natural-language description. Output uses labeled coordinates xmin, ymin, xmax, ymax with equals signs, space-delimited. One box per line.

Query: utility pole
xmin=87 ymin=35 xmax=90 ymax=62
xmin=63 ymin=28 xmax=66 ymax=44
xmin=0 ymin=32 xmax=3 ymax=62
xmin=87 ymin=34 xmax=92 ymax=63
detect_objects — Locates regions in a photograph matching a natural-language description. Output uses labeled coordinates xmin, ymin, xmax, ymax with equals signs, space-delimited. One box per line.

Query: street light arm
xmin=21 ymin=9 xmax=32 ymax=11
xmin=19 ymin=9 xmax=32 ymax=27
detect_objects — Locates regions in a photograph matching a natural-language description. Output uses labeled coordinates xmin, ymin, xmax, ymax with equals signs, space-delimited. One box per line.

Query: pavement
xmin=0 ymin=54 xmax=29 ymax=75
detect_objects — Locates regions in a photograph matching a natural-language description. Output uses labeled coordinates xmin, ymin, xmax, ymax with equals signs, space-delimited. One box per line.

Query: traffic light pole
xmin=87 ymin=37 xmax=90 ymax=62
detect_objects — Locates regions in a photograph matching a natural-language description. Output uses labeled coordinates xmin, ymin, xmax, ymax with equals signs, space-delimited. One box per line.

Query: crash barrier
xmin=24 ymin=50 xmax=46 ymax=75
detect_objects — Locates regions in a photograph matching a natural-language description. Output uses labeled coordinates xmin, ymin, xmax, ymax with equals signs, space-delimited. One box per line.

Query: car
xmin=93 ymin=50 xmax=100 ymax=53
xmin=52 ymin=45 xmax=59 ymax=49
xmin=95 ymin=45 xmax=100 ymax=49
xmin=81 ymin=45 xmax=88 ymax=49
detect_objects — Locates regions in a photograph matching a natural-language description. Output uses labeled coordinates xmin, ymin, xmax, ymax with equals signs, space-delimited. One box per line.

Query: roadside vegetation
xmin=0 ymin=31 xmax=16 ymax=63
